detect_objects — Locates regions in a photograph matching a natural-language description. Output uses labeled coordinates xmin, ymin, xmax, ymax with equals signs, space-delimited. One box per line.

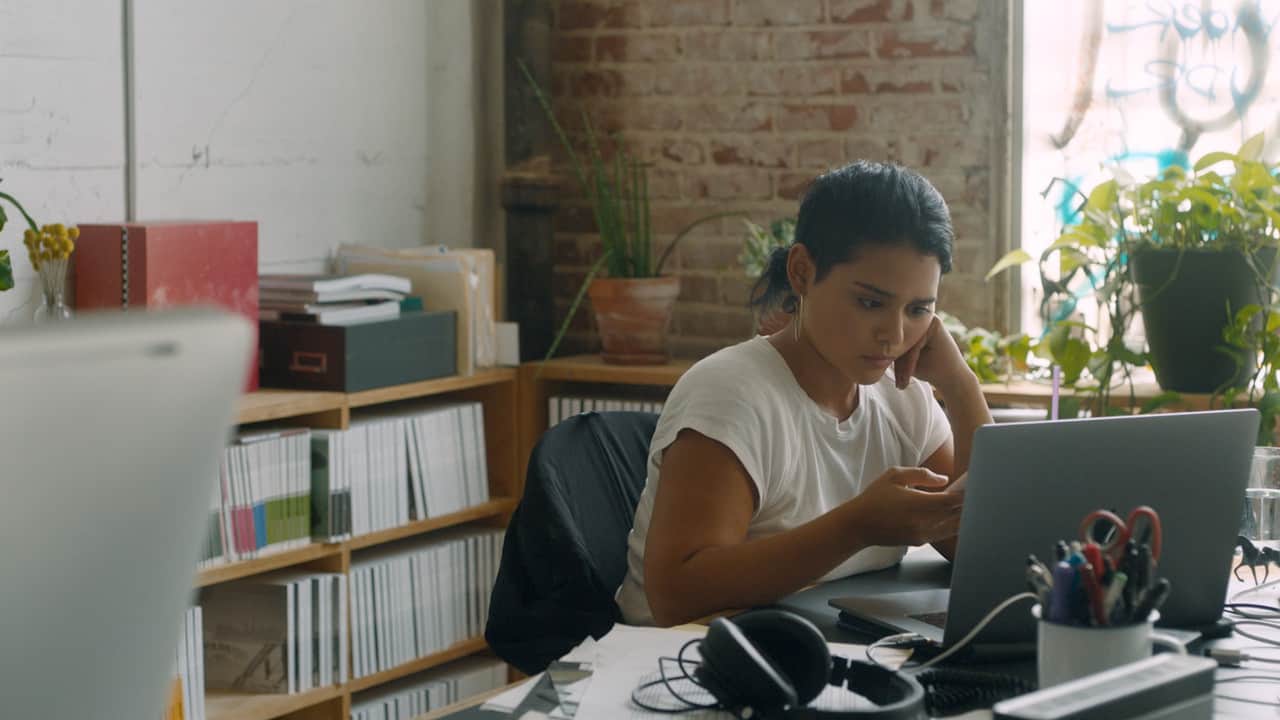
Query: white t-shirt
xmin=614 ymin=335 xmax=952 ymax=625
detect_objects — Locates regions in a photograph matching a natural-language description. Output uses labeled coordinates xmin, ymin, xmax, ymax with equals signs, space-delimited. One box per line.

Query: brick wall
xmin=547 ymin=0 xmax=1010 ymax=358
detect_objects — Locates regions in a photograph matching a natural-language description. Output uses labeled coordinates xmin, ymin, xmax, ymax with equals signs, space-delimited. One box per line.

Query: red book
xmin=73 ymin=221 xmax=260 ymax=391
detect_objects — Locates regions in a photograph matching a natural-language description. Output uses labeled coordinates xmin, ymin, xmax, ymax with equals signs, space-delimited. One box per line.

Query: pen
xmin=1103 ymin=571 xmax=1128 ymax=624
xmin=1132 ymin=578 xmax=1171 ymax=622
xmin=1048 ymin=561 xmax=1074 ymax=623
xmin=1135 ymin=544 xmax=1152 ymax=594
xmin=1027 ymin=553 xmax=1051 ymax=579
xmin=1026 ymin=568 xmax=1052 ymax=608
xmin=1055 ymin=540 xmax=1069 ymax=562
xmin=1080 ymin=563 xmax=1107 ymax=626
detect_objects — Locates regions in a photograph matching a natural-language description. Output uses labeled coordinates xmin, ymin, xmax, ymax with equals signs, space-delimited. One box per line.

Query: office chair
xmin=485 ymin=411 xmax=658 ymax=675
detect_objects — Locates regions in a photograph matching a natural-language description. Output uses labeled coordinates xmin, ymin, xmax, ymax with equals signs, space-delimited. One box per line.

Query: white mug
xmin=1032 ymin=605 xmax=1185 ymax=687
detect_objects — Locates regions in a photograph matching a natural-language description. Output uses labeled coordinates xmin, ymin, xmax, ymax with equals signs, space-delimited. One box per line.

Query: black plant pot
xmin=1131 ymin=246 xmax=1277 ymax=393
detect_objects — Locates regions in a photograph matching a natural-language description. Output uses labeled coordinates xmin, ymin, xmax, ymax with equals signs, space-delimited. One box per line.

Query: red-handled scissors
xmin=1078 ymin=505 xmax=1162 ymax=563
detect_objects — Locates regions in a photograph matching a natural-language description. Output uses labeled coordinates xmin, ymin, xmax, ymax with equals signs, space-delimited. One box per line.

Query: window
xmin=1019 ymin=0 xmax=1280 ymax=338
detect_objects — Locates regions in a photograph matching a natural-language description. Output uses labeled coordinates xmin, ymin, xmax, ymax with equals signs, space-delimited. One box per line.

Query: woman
xmin=615 ymin=160 xmax=993 ymax=627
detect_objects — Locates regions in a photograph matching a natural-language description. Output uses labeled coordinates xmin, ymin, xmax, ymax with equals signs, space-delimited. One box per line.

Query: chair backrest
xmin=485 ymin=411 xmax=657 ymax=674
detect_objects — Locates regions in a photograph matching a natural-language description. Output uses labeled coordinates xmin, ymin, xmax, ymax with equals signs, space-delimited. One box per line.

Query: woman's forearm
xmin=646 ymin=500 xmax=870 ymax=626
xmin=938 ymin=372 xmax=992 ymax=480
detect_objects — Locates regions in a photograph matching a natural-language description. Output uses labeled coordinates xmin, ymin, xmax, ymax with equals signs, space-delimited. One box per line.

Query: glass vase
xmin=33 ymin=261 xmax=73 ymax=324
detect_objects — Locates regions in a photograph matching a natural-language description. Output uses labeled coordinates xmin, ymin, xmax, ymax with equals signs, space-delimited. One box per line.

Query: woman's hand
xmin=894 ymin=314 xmax=973 ymax=393
xmin=847 ymin=466 xmax=964 ymax=547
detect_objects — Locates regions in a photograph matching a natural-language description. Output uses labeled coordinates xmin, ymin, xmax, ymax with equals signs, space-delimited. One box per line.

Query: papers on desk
xmin=483 ymin=624 xmax=912 ymax=719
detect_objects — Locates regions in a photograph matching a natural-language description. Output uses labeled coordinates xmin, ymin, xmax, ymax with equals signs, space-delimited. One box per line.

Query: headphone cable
xmin=865 ymin=592 xmax=1039 ymax=672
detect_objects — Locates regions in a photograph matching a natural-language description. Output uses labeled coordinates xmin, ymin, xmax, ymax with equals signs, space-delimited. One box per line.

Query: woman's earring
xmin=794 ymin=296 xmax=804 ymax=342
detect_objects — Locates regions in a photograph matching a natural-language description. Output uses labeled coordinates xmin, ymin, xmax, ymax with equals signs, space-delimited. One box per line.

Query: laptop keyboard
xmin=908 ymin=611 xmax=949 ymax=629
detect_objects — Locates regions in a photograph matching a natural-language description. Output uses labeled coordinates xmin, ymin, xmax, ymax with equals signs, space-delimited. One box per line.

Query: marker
xmin=1048 ymin=561 xmax=1075 ymax=623
xmin=1132 ymin=578 xmax=1171 ymax=622
xmin=1103 ymin=571 xmax=1128 ymax=623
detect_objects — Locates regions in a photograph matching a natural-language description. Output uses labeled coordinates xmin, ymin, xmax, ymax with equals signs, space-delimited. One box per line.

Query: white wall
xmin=0 ymin=0 xmax=126 ymax=321
xmin=0 ymin=0 xmax=501 ymax=322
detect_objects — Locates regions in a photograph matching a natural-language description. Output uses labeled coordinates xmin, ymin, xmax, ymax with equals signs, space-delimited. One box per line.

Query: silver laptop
xmin=831 ymin=409 xmax=1258 ymax=647
xmin=0 ymin=308 xmax=252 ymax=718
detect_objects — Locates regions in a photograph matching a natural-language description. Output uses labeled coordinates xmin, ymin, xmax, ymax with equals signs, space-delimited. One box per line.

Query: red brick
xmin=595 ymin=33 xmax=680 ymax=62
xmin=657 ymin=139 xmax=705 ymax=165
xmin=710 ymin=137 xmax=791 ymax=168
xmin=676 ymin=306 xmax=754 ymax=339
xmin=747 ymin=66 xmax=838 ymax=96
xmin=840 ymin=70 xmax=871 ymax=93
xmin=684 ymin=31 xmax=771 ymax=61
xmin=685 ymin=102 xmax=772 ymax=132
xmin=647 ymin=168 xmax=684 ymax=199
xmin=690 ymin=172 xmax=773 ymax=201
xmin=776 ymin=30 xmax=872 ymax=60
xmin=828 ymin=0 xmax=907 ymax=23
xmin=796 ymin=138 xmax=844 ymax=168
xmin=553 ymin=205 xmax=599 ymax=234
xmin=777 ymin=104 xmax=858 ymax=132
xmin=554 ymin=237 xmax=583 ymax=264
xmin=865 ymin=99 xmax=971 ymax=131
xmin=877 ymin=26 xmax=975 ymax=59
xmin=553 ymin=36 xmax=593 ymax=63
xmin=894 ymin=133 xmax=989 ymax=169
xmin=551 ymin=267 xmax=590 ymax=299
xmin=650 ymin=206 xmax=733 ymax=235
xmin=777 ymin=172 xmax=815 ymax=200
xmin=932 ymin=0 xmax=980 ymax=21
xmin=720 ymin=275 xmax=756 ymax=306
xmin=678 ymin=236 xmax=747 ymax=272
xmin=557 ymin=0 xmax=647 ymax=29
xmin=631 ymin=102 xmax=683 ymax=131
xmin=733 ymin=0 xmax=824 ymax=25
xmin=654 ymin=65 xmax=745 ymax=96
xmin=566 ymin=68 xmax=656 ymax=97
xmin=846 ymin=136 xmax=893 ymax=163
xmin=650 ymin=0 xmax=730 ymax=26
xmin=678 ymin=273 xmax=721 ymax=302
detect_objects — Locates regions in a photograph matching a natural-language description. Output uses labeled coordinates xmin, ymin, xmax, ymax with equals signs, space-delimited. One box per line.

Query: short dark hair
xmin=751 ymin=160 xmax=954 ymax=313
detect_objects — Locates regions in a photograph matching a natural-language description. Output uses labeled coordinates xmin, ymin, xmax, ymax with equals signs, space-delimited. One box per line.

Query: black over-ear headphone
xmin=695 ymin=609 xmax=926 ymax=719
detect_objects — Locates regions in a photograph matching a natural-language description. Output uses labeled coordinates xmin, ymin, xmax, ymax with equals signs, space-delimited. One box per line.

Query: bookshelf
xmin=195 ymin=368 xmax=519 ymax=720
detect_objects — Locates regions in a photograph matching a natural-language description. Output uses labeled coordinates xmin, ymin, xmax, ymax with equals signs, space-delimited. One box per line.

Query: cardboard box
xmin=73 ymin=221 xmax=260 ymax=391
xmin=258 ymin=311 xmax=457 ymax=392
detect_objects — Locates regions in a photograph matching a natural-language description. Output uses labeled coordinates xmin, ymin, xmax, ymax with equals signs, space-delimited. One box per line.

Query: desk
xmin=425 ymin=546 xmax=1279 ymax=719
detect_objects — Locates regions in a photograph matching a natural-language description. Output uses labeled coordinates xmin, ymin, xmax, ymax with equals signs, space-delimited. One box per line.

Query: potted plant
xmin=740 ymin=217 xmax=795 ymax=335
xmin=0 ymin=181 xmax=78 ymax=320
xmin=521 ymin=64 xmax=739 ymax=365
xmin=989 ymin=133 xmax=1280 ymax=401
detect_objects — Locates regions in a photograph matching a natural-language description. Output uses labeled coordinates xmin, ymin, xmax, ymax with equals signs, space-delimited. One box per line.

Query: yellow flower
xmin=68 ymin=227 xmax=79 ymax=240
xmin=22 ymin=229 xmax=36 ymax=247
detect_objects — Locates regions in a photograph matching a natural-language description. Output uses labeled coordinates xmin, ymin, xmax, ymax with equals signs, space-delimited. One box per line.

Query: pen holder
xmin=1032 ymin=605 xmax=1184 ymax=687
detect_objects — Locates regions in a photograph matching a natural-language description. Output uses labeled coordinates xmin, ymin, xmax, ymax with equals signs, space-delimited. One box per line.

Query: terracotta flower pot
xmin=587 ymin=276 xmax=681 ymax=364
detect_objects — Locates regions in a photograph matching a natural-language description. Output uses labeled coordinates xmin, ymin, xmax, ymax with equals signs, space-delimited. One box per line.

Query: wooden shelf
xmin=978 ymin=378 xmax=1216 ymax=411
xmin=347 ymin=498 xmax=517 ymax=551
xmin=238 ymin=389 xmax=347 ymax=425
xmin=529 ymin=354 xmax=692 ymax=386
xmin=206 ymin=684 xmax=342 ymax=720
xmin=347 ymin=368 xmax=517 ymax=408
xmin=346 ymin=636 xmax=489 ymax=694
xmin=196 ymin=543 xmax=343 ymax=588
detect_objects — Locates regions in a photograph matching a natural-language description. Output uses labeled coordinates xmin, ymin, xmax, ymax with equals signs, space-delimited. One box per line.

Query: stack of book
xmin=201 ymin=429 xmax=313 ymax=568
xmin=201 ymin=571 xmax=348 ymax=694
xmin=259 ymin=273 xmax=412 ymax=325
xmin=309 ymin=401 xmax=489 ymax=541
xmin=548 ymin=396 xmax=666 ymax=427
xmin=349 ymin=529 xmax=503 ymax=679
xmin=351 ymin=658 xmax=507 ymax=720
xmin=165 ymin=606 xmax=205 ymax=720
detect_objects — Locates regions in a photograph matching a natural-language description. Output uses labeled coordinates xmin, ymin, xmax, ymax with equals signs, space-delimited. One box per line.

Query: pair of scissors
xmin=1078 ymin=505 xmax=1162 ymax=565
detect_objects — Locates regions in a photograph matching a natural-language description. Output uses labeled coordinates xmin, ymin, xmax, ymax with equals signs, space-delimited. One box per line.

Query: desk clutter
xmin=1027 ymin=505 xmax=1168 ymax=628
xmin=200 ymin=402 xmax=489 ymax=566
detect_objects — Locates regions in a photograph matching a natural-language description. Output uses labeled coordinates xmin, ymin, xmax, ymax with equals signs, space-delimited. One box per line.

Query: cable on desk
xmin=1229 ymin=576 xmax=1280 ymax=602
xmin=1213 ymin=674 xmax=1280 ymax=707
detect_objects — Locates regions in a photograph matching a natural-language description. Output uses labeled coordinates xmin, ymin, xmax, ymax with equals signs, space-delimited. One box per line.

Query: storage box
xmin=73 ymin=221 xmax=260 ymax=391
xmin=258 ymin=311 xmax=457 ymax=392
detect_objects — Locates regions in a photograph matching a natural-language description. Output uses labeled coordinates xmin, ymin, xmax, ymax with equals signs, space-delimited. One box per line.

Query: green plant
xmin=0 ymin=180 xmax=42 ymax=292
xmin=987 ymin=133 xmax=1280 ymax=420
xmin=518 ymin=61 xmax=743 ymax=362
xmin=937 ymin=311 xmax=1034 ymax=384
xmin=739 ymin=217 xmax=795 ymax=279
